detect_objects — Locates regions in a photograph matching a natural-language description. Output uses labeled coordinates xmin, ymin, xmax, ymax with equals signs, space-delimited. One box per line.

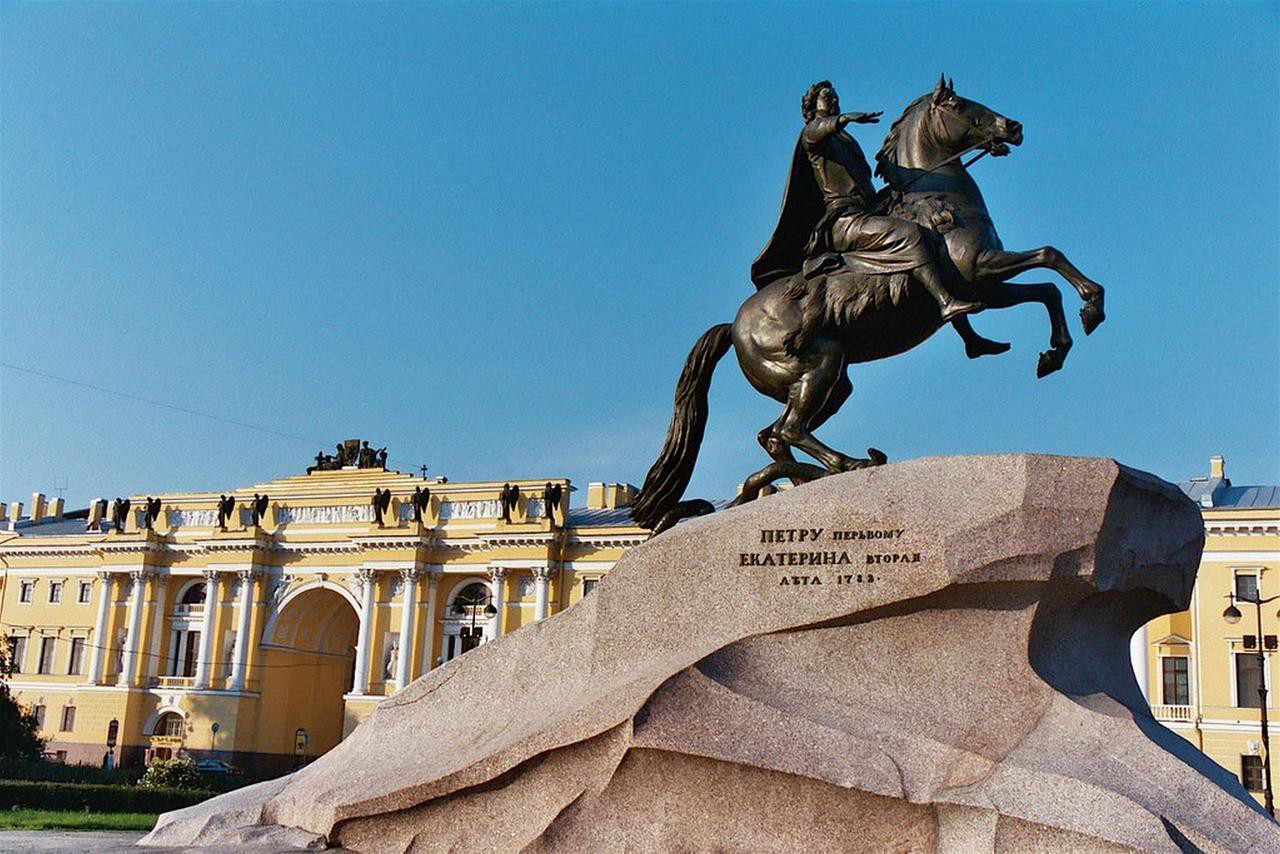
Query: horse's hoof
xmin=965 ymin=337 xmax=1012 ymax=359
xmin=1037 ymin=350 xmax=1064 ymax=378
xmin=1080 ymin=297 xmax=1105 ymax=335
xmin=867 ymin=448 xmax=888 ymax=466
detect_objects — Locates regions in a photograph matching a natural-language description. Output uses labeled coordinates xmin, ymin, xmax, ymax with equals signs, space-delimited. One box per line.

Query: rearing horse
xmin=877 ymin=76 xmax=1105 ymax=377
xmin=632 ymin=80 xmax=1108 ymax=534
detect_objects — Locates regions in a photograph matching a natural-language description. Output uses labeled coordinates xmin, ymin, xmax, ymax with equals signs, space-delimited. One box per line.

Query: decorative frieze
xmin=275 ymin=504 xmax=373 ymax=525
xmin=439 ymin=500 xmax=501 ymax=520
xmin=168 ymin=508 xmax=218 ymax=528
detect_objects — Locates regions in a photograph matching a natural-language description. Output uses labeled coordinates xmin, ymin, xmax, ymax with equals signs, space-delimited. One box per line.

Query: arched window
xmin=452 ymin=583 xmax=490 ymax=609
xmin=153 ymin=712 xmax=185 ymax=737
xmin=180 ymin=583 xmax=206 ymax=606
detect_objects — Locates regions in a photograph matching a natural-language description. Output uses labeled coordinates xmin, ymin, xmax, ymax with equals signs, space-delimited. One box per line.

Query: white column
xmin=488 ymin=567 xmax=507 ymax=640
xmin=418 ymin=568 xmax=440 ymax=676
xmin=394 ymin=569 xmax=418 ymax=690
xmin=145 ymin=576 xmax=169 ymax=680
xmin=1130 ymin=623 xmax=1150 ymax=703
xmin=229 ymin=570 xmax=257 ymax=691
xmin=121 ymin=570 xmax=148 ymax=686
xmin=351 ymin=568 xmax=377 ymax=695
xmin=193 ymin=570 xmax=220 ymax=689
xmin=87 ymin=571 xmax=114 ymax=685
xmin=532 ymin=567 xmax=551 ymax=621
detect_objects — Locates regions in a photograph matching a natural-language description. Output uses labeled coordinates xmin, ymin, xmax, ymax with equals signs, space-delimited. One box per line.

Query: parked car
xmin=194 ymin=759 xmax=242 ymax=775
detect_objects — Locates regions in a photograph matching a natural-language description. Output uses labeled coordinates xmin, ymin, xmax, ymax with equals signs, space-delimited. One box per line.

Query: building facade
xmin=0 ymin=460 xmax=644 ymax=776
xmin=1138 ymin=455 xmax=1280 ymax=805
xmin=6 ymin=451 xmax=1277 ymax=796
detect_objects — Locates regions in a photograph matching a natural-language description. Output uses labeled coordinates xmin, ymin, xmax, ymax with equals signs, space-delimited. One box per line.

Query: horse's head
xmin=878 ymin=76 xmax=1023 ymax=172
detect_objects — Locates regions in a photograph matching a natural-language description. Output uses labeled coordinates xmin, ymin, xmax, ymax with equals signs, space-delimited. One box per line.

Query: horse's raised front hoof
xmin=867 ymin=448 xmax=888 ymax=466
xmin=1080 ymin=295 xmax=1105 ymax=335
xmin=1037 ymin=349 xmax=1066 ymax=379
xmin=964 ymin=336 xmax=1012 ymax=359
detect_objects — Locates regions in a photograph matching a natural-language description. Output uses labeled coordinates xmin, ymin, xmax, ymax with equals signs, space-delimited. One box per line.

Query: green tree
xmin=0 ymin=639 xmax=45 ymax=763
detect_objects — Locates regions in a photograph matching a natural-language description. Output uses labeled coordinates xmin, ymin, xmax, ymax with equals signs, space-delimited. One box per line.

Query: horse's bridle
xmin=867 ymin=99 xmax=998 ymax=212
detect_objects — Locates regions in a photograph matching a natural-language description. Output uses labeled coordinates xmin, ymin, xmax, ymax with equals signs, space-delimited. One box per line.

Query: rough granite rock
xmin=141 ymin=455 xmax=1280 ymax=852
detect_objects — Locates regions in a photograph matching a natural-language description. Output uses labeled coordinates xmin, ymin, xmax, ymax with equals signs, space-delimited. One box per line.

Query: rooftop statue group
xmin=632 ymin=77 xmax=1107 ymax=533
xmin=309 ymin=438 xmax=387 ymax=473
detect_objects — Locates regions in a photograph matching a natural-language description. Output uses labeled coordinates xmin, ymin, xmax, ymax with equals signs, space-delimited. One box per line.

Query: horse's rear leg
xmin=758 ymin=371 xmax=857 ymax=484
xmin=773 ymin=346 xmax=881 ymax=473
xmin=976 ymin=247 xmax=1105 ymax=334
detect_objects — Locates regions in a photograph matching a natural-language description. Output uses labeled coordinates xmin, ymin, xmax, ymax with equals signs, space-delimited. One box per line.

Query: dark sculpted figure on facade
xmin=371 ymin=488 xmax=391 ymax=527
xmin=251 ymin=493 xmax=269 ymax=527
xmin=217 ymin=494 xmax=236 ymax=530
xmin=542 ymin=483 xmax=564 ymax=528
xmin=143 ymin=497 xmax=162 ymax=530
xmin=410 ymin=486 xmax=431 ymax=522
xmin=632 ymin=77 xmax=1107 ymax=534
xmin=110 ymin=498 xmax=130 ymax=534
xmin=499 ymin=484 xmax=520 ymax=524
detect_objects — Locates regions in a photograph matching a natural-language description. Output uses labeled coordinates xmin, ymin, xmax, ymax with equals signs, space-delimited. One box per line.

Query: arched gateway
xmin=257 ymin=584 xmax=360 ymax=772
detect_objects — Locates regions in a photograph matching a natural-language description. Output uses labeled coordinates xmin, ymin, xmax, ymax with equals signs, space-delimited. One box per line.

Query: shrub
xmin=0 ymin=758 xmax=141 ymax=786
xmin=139 ymin=758 xmax=202 ymax=791
xmin=0 ymin=779 xmax=214 ymax=813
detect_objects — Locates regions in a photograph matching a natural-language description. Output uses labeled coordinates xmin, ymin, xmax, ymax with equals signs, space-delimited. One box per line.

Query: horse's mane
xmin=875 ymin=93 xmax=929 ymax=176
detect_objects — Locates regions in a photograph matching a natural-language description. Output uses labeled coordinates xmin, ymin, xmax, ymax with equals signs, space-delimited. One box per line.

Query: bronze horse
xmin=632 ymin=79 xmax=1107 ymax=533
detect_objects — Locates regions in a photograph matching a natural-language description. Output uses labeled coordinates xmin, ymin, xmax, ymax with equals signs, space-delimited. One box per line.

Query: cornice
xmin=479 ymin=531 xmax=561 ymax=549
xmin=567 ymin=532 xmax=649 ymax=548
xmin=1205 ymin=520 xmax=1280 ymax=537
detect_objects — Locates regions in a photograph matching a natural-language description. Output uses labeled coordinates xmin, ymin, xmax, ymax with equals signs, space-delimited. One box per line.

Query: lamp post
xmin=452 ymin=588 xmax=497 ymax=655
xmin=1224 ymin=586 xmax=1280 ymax=817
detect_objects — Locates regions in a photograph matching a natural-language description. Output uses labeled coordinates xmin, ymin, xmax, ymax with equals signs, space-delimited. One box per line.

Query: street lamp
xmin=1223 ymin=587 xmax=1280 ymax=817
xmin=452 ymin=586 xmax=498 ymax=654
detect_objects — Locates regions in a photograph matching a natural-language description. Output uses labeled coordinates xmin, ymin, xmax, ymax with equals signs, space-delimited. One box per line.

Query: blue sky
xmin=2 ymin=2 xmax=1277 ymax=509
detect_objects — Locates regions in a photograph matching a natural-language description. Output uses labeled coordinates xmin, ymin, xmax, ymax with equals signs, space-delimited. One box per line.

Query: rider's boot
xmin=916 ymin=263 xmax=983 ymax=323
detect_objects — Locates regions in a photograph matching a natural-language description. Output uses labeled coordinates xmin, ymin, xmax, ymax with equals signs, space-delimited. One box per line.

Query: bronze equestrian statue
xmin=633 ymin=77 xmax=1107 ymax=534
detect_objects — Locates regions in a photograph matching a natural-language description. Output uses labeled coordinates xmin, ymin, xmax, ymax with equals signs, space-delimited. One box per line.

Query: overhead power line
xmin=1 ymin=361 xmax=425 ymax=475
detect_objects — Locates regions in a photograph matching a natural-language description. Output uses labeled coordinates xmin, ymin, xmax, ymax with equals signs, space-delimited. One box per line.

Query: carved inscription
xmin=740 ymin=526 xmax=921 ymax=588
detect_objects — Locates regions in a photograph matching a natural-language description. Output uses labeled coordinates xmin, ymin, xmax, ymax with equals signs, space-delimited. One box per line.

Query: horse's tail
xmin=631 ymin=323 xmax=734 ymax=531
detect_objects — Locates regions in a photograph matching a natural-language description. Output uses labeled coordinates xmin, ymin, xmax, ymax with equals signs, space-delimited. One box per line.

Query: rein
xmin=869 ymin=139 xmax=992 ymax=214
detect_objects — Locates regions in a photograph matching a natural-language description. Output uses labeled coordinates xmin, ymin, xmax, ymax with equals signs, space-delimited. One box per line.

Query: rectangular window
xmin=68 ymin=638 xmax=85 ymax=675
xmin=49 ymin=582 xmax=63 ymax=604
xmin=32 ymin=704 xmax=46 ymax=730
xmin=78 ymin=581 xmax=92 ymax=604
xmin=8 ymin=636 xmax=26 ymax=673
xmin=37 ymin=637 xmax=56 ymax=674
xmin=1236 ymin=653 xmax=1265 ymax=709
xmin=582 ymin=578 xmax=599 ymax=596
xmin=1161 ymin=656 xmax=1190 ymax=705
xmin=60 ymin=706 xmax=76 ymax=732
xmin=182 ymin=631 xmax=200 ymax=677
xmin=1236 ymin=573 xmax=1260 ymax=602
xmin=1243 ymin=755 xmax=1266 ymax=791
xmin=19 ymin=581 xmax=34 ymax=604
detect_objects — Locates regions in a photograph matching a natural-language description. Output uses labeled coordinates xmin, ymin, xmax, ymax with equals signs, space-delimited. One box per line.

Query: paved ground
xmin=0 ymin=830 xmax=147 ymax=852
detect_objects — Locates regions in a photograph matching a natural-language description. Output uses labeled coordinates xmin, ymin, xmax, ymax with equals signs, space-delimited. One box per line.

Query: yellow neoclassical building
xmin=1138 ymin=455 xmax=1280 ymax=806
xmin=0 ymin=452 xmax=645 ymax=776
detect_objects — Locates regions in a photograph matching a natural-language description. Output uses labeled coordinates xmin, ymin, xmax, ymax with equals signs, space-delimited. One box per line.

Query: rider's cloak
xmin=751 ymin=128 xmax=923 ymax=291
xmin=750 ymin=138 xmax=822 ymax=290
